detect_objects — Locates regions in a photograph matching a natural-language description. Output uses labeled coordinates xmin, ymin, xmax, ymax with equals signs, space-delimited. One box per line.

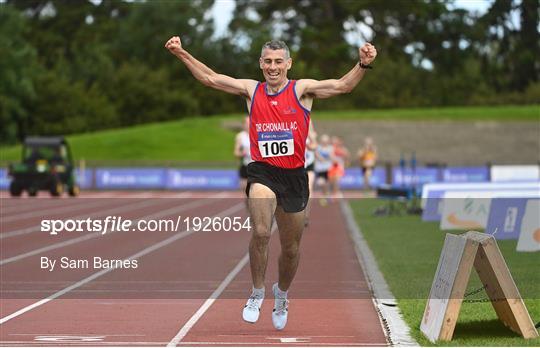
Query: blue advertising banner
xmin=0 ymin=168 xmax=93 ymax=190
xmin=166 ymin=169 xmax=239 ymax=190
xmin=442 ymin=167 xmax=489 ymax=183
xmin=392 ymin=167 xmax=439 ymax=187
xmin=0 ymin=168 xmax=9 ymax=189
xmin=340 ymin=167 xmax=386 ymax=189
xmin=75 ymin=169 xmax=93 ymax=189
xmin=485 ymin=198 xmax=539 ymax=240
xmin=422 ymin=196 xmax=445 ymax=222
xmin=95 ymin=168 xmax=167 ymax=189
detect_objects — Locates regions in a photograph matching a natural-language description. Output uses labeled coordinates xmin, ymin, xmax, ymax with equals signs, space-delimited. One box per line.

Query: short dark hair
xmin=261 ymin=40 xmax=290 ymax=59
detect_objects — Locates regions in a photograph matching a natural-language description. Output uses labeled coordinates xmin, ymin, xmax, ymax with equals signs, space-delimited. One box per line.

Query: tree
xmin=0 ymin=5 xmax=40 ymax=143
xmin=226 ymin=0 xmax=489 ymax=108
xmin=477 ymin=0 xmax=539 ymax=91
xmin=514 ymin=0 xmax=539 ymax=90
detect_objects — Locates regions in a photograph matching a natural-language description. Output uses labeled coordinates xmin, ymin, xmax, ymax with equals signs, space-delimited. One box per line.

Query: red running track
xmin=0 ymin=191 xmax=387 ymax=346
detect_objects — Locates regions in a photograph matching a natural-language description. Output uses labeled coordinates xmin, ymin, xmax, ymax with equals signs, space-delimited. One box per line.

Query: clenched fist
xmin=165 ymin=36 xmax=183 ymax=55
xmin=359 ymin=43 xmax=377 ymax=66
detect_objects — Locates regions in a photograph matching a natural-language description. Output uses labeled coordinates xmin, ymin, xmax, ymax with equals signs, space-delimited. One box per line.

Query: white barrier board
xmin=517 ymin=199 xmax=540 ymax=252
xmin=421 ymin=181 xmax=540 ymax=208
xmin=421 ymin=232 xmax=539 ymax=342
xmin=440 ymin=190 xmax=540 ymax=230
xmin=491 ymin=165 xmax=540 ymax=182
xmin=421 ymin=234 xmax=467 ymax=342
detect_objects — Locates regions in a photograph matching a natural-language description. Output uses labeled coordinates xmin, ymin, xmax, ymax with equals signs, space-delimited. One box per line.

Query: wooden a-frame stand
xmin=420 ymin=231 xmax=538 ymax=342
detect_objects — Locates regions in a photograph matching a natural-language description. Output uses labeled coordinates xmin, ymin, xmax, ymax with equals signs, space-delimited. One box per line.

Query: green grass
xmin=349 ymin=199 xmax=540 ymax=346
xmin=1 ymin=116 xmax=239 ymax=165
xmin=1 ymin=104 xmax=538 ymax=163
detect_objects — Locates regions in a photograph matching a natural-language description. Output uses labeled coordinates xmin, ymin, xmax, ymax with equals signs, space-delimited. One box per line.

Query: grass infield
xmin=349 ymin=198 xmax=540 ymax=346
xmin=1 ymin=104 xmax=538 ymax=163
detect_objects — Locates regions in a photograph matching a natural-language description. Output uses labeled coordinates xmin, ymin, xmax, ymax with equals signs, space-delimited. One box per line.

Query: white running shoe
xmin=272 ymin=283 xmax=289 ymax=330
xmin=242 ymin=290 xmax=264 ymax=323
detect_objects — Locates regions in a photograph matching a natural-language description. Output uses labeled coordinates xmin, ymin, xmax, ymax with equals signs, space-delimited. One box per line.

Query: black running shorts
xmin=246 ymin=161 xmax=309 ymax=213
xmin=316 ymin=171 xmax=328 ymax=180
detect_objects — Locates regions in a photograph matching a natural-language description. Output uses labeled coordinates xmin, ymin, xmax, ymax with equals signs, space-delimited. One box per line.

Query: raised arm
xmin=307 ymin=121 xmax=318 ymax=150
xmin=296 ymin=43 xmax=377 ymax=99
xmin=165 ymin=36 xmax=257 ymax=98
xmin=234 ymin=133 xmax=245 ymax=158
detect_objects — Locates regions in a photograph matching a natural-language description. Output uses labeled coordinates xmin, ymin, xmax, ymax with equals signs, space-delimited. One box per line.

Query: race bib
xmin=258 ymin=131 xmax=294 ymax=158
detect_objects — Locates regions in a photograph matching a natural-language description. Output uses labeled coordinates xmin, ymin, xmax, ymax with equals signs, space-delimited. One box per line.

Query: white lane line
xmin=9 ymin=334 xmax=144 ymax=336
xmin=218 ymin=335 xmax=356 ymax=338
xmin=167 ymin=223 xmax=276 ymax=347
xmin=1 ymin=200 xmax=69 ymax=215
xmin=1 ymin=233 xmax=103 ymax=266
xmin=0 ymin=198 xmax=218 ymax=265
xmin=166 ymin=254 xmax=249 ymax=347
xmin=0 ymin=342 xmax=388 ymax=346
xmin=340 ymin=201 xmax=417 ymax=347
xmin=0 ymin=203 xmax=244 ymax=325
xmin=78 ymin=192 xmax=122 ymax=198
xmin=2 ymin=200 xmax=108 ymax=223
xmin=1 ymin=198 xmax=160 ymax=239
xmin=1 ymin=192 xmax=227 ymax=239
xmin=0 ymin=342 xmax=171 ymax=346
xmin=178 ymin=342 xmax=388 ymax=346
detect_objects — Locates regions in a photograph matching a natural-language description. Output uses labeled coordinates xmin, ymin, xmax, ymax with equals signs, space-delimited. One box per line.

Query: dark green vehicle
xmin=8 ymin=137 xmax=80 ymax=197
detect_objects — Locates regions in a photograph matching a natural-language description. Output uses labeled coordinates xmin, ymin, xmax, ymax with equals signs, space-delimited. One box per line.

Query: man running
xmin=165 ymin=36 xmax=377 ymax=330
xmin=314 ymin=134 xmax=333 ymax=206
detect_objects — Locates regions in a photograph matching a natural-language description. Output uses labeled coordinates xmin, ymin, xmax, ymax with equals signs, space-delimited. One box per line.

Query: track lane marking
xmin=2 ymin=199 xmax=109 ymax=223
xmin=1 ymin=199 xmax=75 ymax=215
xmin=0 ymin=197 xmax=221 ymax=265
xmin=1 ymin=198 xmax=161 ymax=239
xmin=167 ymin=224 xmax=277 ymax=347
xmin=0 ymin=202 xmax=244 ymax=325
xmin=1 ymin=192 xmax=227 ymax=238
xmin=0 ymin=342 xmax=387 ymax=346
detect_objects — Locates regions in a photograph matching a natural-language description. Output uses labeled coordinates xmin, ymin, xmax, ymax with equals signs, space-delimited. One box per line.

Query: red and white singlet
xmin=249 ymin=80 xmax=311 ymax=169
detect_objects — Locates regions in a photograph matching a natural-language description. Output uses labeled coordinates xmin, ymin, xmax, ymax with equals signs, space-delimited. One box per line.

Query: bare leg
xmin=304 ymin=171 xmax=315 ymax=225
xmin=317 ymin=176 xmax=329 ymax=205
xmin=323 ymin=178 xmax=330 ymax=198
xmin=363 ymin=168 xmax=372 ymax=190
xmin=248 ymin=183 xmax=277 ymax=289
xmin=274 ymin=206 xmax=305 ymax=291
xmin=240 ymin=177 xmax=248 ymax=208
xmin=329 ymin=176 xmax=339 ymax=199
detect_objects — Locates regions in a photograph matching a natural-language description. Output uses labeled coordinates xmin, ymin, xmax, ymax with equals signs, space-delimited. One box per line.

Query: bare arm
xmin=307 ymin=122 xmax=318 ymax=150
xmin=234 ymin=133 xmax=244 ymax=158
xmin=165 ymin=36 xmax=257 ymax=98
xmin=296 ymin=43 xmax=377 ymax=99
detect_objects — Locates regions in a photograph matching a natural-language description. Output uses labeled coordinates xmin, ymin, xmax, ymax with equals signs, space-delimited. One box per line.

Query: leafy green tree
xmin=27 ymin=67 xmax=117 ymax=135
xmin=111 ymin=0 xmax=215 ymax=67
xmin=514 ymin=0 xmax=539 ymax=90
xmin=476 ymin=0 xmax=539 ymax=92
xmin=2 ymin=0 xmax=537 ymax=143
xmin=226 ymin=0 xmax=488 ymax=108
xmin=0 ymin=5 xmax=40 ymax=144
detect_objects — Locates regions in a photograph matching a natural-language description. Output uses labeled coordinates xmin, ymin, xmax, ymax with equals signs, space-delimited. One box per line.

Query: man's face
xmin=259 ymin=48 xmax=292 ymax=86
